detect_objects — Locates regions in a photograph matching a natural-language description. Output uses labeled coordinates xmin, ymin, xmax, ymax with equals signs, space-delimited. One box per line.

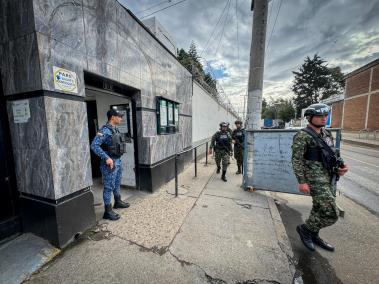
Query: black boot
xmin=216 ymin=166 xmax=221 ymax=174
xmin=103 ymin=204 xmax=120 ymax=221
xmin=221 ymin=170 xmax=227 ymax=182
xmin=296 ymin=224 xmax=315 ymax=251
xmin=312 ymin=232 xmax=335 ymax=252
xmin=236 ymin=165 xmax=241 ymax=174
xmin=114 ymin=195 xmax=130 ymax=209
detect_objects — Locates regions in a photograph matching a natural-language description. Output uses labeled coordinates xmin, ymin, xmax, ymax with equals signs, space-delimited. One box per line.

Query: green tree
xmin=177 ymin=42 xmax=218 ymax=94
xmin=277 ymin=99 xmax=296 ymax=122
xmin=291 ymin=54 xmax=344 ymax=118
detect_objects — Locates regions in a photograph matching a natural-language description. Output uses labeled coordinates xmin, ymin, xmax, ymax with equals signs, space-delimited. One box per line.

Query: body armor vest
xmin=234 ymin=129 xmax=244 ymax=147
xmin=102 ymin=125 xmax=130 ymax=159
xmin=216 ymin=132 xmax=230 ymax=151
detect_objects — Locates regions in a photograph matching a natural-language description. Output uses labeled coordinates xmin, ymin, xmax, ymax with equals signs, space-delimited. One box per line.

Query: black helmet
xmin=304 ymin=103 xmax=330 ymax=117
xmin=220 ymin=122 xmax=228 ymax=127
xmin=235 ymin=120 xmax=242 ymax=124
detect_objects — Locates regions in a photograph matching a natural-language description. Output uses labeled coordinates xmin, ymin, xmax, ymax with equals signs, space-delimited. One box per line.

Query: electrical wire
xmin=136 ymin=0 xmax=172 ymax=15
xmin=235 ymin=0 xmax=240 ymax=68
xmin=266 ymin=0 xmax=283 ymax=56
xmin=213 ymin=0 xmax=232 ymax=56
xmin=140 ymin=0 xmax=188 ymax=20
xmin=200 ymin=0 xmax=231 ymax=57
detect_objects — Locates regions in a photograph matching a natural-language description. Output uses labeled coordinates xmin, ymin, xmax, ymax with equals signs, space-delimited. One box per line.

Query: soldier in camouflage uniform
xmin=292 ymin=103 xmax=348 ymax=252
xmin=91 ymin=109 xmax=130 ymax=221
xmin=232 ymin=120 xmax=244 ymax=174
xmin=209 ymin=122 xmax=232 ymax=182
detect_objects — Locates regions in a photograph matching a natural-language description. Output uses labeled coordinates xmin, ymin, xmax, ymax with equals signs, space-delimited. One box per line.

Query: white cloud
xmin=119 ymin=0 xmax=379 ymax=117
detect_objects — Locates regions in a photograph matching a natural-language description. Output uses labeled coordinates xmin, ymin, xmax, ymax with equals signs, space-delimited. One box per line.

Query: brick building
xmin=330 ymin=58 xmax=379 ymax=130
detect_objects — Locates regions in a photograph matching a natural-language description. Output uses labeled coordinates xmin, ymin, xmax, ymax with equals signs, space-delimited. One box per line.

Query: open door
xmin=110 ymin=104 xmax=136 ymax=188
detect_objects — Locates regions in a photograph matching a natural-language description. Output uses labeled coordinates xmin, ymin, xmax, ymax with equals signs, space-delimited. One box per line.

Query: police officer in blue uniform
xmin=91 ymin=109 xmax=130 ymax=221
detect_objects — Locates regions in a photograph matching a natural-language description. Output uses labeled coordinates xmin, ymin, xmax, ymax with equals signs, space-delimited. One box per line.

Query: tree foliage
xmin=291 ymin=54 xmax=345 ymax=118
xmin=262 ymin=98 xmax=296 ymax=123
xmin=177 ymin=42 xmax=218 ymax=94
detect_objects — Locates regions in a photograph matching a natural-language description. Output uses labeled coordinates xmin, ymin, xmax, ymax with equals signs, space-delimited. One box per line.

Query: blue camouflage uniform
xmin=91 ymin=123 xmax=123 ymax=206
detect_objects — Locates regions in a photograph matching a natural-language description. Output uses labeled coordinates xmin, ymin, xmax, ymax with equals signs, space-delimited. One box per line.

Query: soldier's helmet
xmin=235 ymin=120 xmax=242 ymax=124
xmin=220 ymin=122 xmax=228 ymax=128
xmin=304 ymin=103 xmax=330 ymax=117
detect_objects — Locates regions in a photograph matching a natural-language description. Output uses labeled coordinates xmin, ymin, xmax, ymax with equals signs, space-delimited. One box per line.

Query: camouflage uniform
xmin=292 ymin=128 xmax=339 ymax=233
xmin=211 ymin=130 xmax=232 ymax=171
xmin=232 ymin=128 xmax=244 ymax=168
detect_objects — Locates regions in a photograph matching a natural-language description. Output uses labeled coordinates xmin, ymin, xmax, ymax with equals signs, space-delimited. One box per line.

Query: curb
xmin=266 ymin=192 xmax=298 ymax=283
xmin=342 ymin=139 xmax=379 ymax=150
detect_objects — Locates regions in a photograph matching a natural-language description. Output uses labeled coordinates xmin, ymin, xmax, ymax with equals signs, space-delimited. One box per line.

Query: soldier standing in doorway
xmin=292 ymin=103 xmax=348 ymax=252
xmin=209 ymin=122 xmax=232 ymax=182
xmin=232 ymin=120 xmax=245 ymax=174
xmin=91 ymin=109 xmax=130 ymax=221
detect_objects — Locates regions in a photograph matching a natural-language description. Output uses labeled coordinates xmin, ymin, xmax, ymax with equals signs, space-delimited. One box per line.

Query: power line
xmin=266 ymin=0 xmax=283 ymax=56
xmin=235 ymin=0 xmax=240 ymax=68
xmin=140 ymin=0 xmax=188 ymax=20
xmin=136 ymin=1 xmax=172 ymax=15
xmin=200 ymin=0 xmax=231 ymax=57
xmin=213 ymin=0 xmax=232 ymax=56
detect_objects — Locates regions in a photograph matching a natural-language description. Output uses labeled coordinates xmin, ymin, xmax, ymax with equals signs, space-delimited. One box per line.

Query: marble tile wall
xmin=0 ymin=0 xmax=35 ymax=45
xmin=44 ymin=97 xmax=92 ymax=198
xmin=1 ymin=0 xmax=193 ymax=200
xmin=0 ymin=32 xmax=42 ymax=95
xmin=6 ymin=97 xmax=55 ymax=199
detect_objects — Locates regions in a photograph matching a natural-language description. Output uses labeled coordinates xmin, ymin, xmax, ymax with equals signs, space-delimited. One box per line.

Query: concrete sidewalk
xmin=25 ymin=157 xmax=295 ymax=284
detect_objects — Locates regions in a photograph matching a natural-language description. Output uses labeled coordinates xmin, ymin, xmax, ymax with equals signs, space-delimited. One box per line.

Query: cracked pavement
xmin=26 ymin=158 xmax=294 ymax=284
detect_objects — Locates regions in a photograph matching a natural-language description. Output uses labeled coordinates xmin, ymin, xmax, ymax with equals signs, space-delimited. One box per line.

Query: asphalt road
xmin=271 ymin=142 xmax=379 ymax=284
xmin=273 ymin=192 xmax=379 ymax=284
xmin=339 ymin=143 xmax=379 ymax=216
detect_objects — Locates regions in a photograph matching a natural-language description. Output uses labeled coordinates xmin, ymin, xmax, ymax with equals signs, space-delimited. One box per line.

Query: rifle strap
xmin=301 ymin=127 xmax=335 ymax=156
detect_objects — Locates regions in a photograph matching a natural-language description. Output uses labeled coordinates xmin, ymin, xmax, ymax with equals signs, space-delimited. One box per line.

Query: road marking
xmin=342 ymin=154 xmax=379 ymax=168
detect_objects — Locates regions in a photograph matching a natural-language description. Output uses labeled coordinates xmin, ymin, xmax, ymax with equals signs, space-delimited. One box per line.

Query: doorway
xmin=0 ymin=77 xmax=21 ymax=243
xmin=85 ymin=87 xmax=138 ymax=189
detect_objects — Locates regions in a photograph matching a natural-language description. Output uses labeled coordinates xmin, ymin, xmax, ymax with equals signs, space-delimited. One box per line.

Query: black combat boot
xmin=236 ymin=165 xmax=241 ymax=174
xmin=103 ymin=204 xmax=120 ymax=221
xmin=221 ymin=170 xmax=227 ymax=182
xmin=311 ymin=232 xmax=335 ymax=252
xmin=216 ymin=166 xmax=221 ymax=174
xmin=296 ymin=224 xmax=315 ymax=251
xmin=114 ymin=195 xmax=130 ymax=209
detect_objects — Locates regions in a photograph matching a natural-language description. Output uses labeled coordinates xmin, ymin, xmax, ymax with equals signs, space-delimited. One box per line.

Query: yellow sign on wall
xmin=53 ymin=66 xmax=78 ymax=93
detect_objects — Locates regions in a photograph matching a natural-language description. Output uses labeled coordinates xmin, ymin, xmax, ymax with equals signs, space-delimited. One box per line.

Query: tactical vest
xmin=234 ymin=129 xmax=244 ymax=147
xmin=102 ymin=125 xmax=129 ymax=159
xmin=302 ymin=127 xmax=342 ymax=178
xmin=216 ymin=132 xmax=230 ymax=151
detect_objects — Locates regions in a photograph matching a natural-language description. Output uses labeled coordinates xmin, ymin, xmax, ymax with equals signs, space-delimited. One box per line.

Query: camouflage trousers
xmin=215 ymin=150 xmax=230 ymax=171
xmin=234 ymin=146 xmax=243 ymax=166
xmin=100 ymin=158 xmax=122 ymax=206
xmin=305 ymin=183 xmax=339 ymax=233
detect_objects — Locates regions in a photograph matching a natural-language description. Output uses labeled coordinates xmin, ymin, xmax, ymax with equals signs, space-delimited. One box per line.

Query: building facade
xmin=0 ymin=0 xmax=194 ymax=247
xmin=330 ymin=58 xmax=379 ymax=130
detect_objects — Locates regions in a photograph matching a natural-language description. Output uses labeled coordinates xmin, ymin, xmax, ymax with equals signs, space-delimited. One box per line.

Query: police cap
xmin=107 ymin=109 xmax=124 ymax=120
xmin=304 ymin=103 xmax=330 ymax=117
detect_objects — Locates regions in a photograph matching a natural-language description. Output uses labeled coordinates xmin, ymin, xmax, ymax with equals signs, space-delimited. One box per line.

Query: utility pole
xmin=244 ymin=0 xmax=268 ymax=185
xmin=246 ymin=0 xmax=268 ymax=130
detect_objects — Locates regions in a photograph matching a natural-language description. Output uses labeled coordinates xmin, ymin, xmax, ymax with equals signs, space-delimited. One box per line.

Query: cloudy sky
xmin=119 ymin=0 xmax=379 ymax=117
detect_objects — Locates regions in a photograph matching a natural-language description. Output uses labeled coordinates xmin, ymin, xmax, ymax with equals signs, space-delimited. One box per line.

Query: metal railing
xmin=174 ymin=139 xmax=211 ymax=197
xmin=358 ymin=129 xmax=379 ymax=140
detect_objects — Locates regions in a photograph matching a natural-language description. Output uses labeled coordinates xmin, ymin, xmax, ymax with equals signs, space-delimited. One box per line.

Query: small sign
xmin=12 ymin=100 xmax=30 ymax=123
xmin=160 ymin=100 xmax=168 ymax=126
xmin=53 ymin=66 xmax=78 ymax=93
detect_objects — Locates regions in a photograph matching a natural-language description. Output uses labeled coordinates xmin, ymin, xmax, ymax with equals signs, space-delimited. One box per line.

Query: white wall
xmin=192 ymin=81 xmax=238 ymax=143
